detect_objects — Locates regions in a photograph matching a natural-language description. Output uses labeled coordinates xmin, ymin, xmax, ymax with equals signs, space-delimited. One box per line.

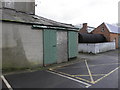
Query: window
xmin=101 ymin=27 xmax=104 ymax=32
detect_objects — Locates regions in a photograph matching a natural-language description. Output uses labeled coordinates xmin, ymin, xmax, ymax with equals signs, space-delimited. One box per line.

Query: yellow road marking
xmin=72 ymin=74 xmax=106 ymax=77
xmin=49 ymin=60 xmax=84 ymax=70
xmin=47 ymin=70 xmax=91 ymax=88
xmin=94 ymin=66 xmax=120 ymax=83
xmin=49 ymin=69 xmax=74 ymax=77
xmin=88 ymin=63 xmax=120 ymax=67
xmin=57 ymin=63 xmax=120 ymax=69
xmin=49 ymin=59 xmax=120 ymax=85
xmin=85 ymin=60 xmax=95 ymax=84
xmin=49 ymin=69 xmax=92 ymax=83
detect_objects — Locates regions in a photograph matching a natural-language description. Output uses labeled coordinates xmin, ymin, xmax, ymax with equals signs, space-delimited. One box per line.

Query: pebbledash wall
xmin=78 ymin=42 xmax=116 ymax=54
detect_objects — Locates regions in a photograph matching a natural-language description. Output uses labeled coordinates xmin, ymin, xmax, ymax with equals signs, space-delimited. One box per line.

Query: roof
xmin=1 ymin=8 xmax=78 ymax=30
xmin=104 ymin=22 xmax=119 ymax=34
xmin=87 ymin=26 xmax=95 ymax=33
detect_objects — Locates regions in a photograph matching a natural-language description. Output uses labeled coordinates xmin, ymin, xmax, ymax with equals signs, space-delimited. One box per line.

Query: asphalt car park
xmin=49 ymin=59 xmax=119 ymax=87
xmin=1 ymin=49 xmax=120 ymax=89
xmin=49 ymin=50 xmax=119 ymax=88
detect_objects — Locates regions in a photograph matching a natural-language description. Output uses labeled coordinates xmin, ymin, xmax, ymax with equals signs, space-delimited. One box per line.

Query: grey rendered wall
xmin=2 ymin=22 xmax=43 ymax=69
xmin=57 ymin=31 xmax=68 ymax=63
xmin=2 ymin=0 xmax=15 ymax=9
xmin=19 ymin=24 xmax=43 ymax=66
xmin=14 ymin=1 xmax=35 ymax=14
xmin=0 ymin=21 xmax=1 ymax=90
xmin=2 ymin=0 xmax=35 ymax=14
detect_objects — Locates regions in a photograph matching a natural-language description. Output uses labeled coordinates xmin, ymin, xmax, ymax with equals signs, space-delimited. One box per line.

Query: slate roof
xmin=87 ymin=26 xmax=95 ymax=33
xmin=1 ymin=8 xmax=77 ymax=29
xmin=104 ymin=22 xmax=119 ymax=34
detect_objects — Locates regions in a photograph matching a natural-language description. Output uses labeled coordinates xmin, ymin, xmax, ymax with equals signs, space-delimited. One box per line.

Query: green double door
xmin=43 ymin=30 xmax=57 ymax=65
xmin=43 ymin=29 xmax=78 ymax=65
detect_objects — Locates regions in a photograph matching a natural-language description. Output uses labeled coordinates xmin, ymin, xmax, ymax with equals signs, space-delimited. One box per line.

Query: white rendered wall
xmin=78 ymin=42 xmax=116 ymax=54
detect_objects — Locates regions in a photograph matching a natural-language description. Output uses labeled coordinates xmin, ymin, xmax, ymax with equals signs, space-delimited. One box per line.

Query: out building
xmin=91 ymin=22 xmax=120 ymax=49
xmin=1 ymin=1 xmax=78 ymax=70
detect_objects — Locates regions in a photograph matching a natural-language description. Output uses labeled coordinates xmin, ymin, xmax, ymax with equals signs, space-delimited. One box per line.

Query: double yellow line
xmin=49 ymin=68 xmax=92 ymax=83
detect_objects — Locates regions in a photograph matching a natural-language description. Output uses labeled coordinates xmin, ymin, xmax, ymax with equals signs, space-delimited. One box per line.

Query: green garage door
xmin=68 ymin=31 xmax=78 ymax=58
xmin=43 ymin=29 xmax=57 ymax=65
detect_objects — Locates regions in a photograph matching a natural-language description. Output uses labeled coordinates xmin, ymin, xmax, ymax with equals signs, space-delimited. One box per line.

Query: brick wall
xmin=91 ymin=23 xmax=110 ymax=41
xmin=91 ymin=23 xmax=119 ymax=49
xmin=110 ymin=33 xmax=119 ymax=48
xmin=79 ymin=23 xmax=88 ymax=33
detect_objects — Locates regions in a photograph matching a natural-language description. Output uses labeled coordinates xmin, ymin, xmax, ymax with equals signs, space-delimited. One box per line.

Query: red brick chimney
xmin=83 ymin=23 xmax=87 ymax=29
xmin=79 ymin=23 xmax=88 ymax=33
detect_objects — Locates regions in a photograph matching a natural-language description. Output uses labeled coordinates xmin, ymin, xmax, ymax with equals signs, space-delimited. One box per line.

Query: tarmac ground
xmin=1 ymin=49 xmax=120 ymax=89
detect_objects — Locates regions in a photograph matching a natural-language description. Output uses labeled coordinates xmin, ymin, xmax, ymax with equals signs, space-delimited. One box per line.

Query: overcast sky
xmin=35 ymin=0 xmax=119 ymax=27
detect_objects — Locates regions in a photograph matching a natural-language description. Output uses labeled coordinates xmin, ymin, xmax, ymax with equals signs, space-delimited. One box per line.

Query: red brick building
xmin=79 ymin=23 xmax=95 ymax=33
xmin=91 ymin=22 xmax=120 ymax=48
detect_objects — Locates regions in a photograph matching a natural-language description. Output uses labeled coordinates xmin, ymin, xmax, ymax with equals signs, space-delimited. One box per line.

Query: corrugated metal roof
xmin=1 ymin=8 xmax=77 ymax=29
xmin=104 ymin=22 xmax=119 ymax=34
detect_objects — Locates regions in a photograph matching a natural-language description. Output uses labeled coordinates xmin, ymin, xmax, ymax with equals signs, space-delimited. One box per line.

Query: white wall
xmin=78 ymin=42 xmax=116 ymax=54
